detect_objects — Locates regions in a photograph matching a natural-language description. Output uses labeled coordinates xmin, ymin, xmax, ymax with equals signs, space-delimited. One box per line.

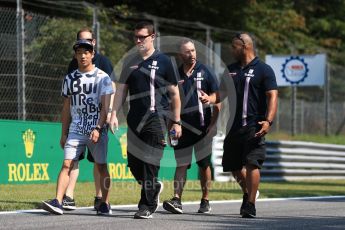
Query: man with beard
xmin=220 ymin=33 xmax=278 ymax=218
xmin=163 ymin=38 xmax=220 ymax=214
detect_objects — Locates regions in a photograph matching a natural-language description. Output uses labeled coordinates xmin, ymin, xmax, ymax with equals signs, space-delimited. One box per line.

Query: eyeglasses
xmin=234 ymin=33 xmax=245 ymax=45
xmin=133 ymin=34 xmax=153 ymax=41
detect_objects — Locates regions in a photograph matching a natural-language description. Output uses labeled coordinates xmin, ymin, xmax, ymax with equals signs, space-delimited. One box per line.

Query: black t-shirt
xmin=118 ymin=50 xmax=177 ymax=128
xmin=67 ymin=52 xmax=115 ymax=81
xmin=178 ymin=61 xmax=218 ymax=130
xmin=220 ymin=57 xmax=277 ymax=132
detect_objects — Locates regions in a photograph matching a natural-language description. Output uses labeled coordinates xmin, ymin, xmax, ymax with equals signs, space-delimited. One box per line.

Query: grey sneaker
xmin=134 ymin=209 xmax=153 ymax=219
xmin=62 ymin=195 xmax=76 ymax=210
xmin=198 ymin=199 xmax=211 ymax=213
xmin=162 ymin=197 xmax=183 ymax=214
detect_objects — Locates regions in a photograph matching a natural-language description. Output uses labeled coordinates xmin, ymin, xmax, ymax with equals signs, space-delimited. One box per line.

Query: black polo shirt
xmin=118 ymin=50 xmax=177 ymax=128
xmin=221 ymin=57 xmax=277 ymax=132
xmin=178 ymin=61 xmax=218 ymax=130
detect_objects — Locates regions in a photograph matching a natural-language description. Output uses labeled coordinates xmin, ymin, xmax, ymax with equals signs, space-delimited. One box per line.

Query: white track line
xmin=1 ymin=195 xmax=345 ymax=215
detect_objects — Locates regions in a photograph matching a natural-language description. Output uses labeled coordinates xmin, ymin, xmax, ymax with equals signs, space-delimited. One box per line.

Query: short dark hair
xmin=179 ymin=37 xmax=195 ymax=50
xmin=134 ymin=21 xmax=155 ymax=34
xmin=76 ymin=27 xmax=94 ymax=40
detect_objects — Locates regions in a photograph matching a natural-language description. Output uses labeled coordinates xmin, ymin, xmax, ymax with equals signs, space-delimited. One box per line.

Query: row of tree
xmin=123 ymin=0 xmax=345 ymax=102
xmin=2 ymin=0 xmax=345 ymax=102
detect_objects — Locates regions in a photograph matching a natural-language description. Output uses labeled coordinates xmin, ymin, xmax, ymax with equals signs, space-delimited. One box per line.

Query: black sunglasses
xmin=234 ymin=33 xmax=245 ymax=45
xmin=133 ymin=34 xmax=153 ymax=41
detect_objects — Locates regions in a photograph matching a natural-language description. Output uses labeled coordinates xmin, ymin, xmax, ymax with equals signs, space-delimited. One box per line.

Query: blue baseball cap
xmin=73 ymin=39 xmax=93 ymax=51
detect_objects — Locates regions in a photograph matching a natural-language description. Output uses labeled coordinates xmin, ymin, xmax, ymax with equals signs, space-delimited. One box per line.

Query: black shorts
xmin=174 ymin=128 xmax=212 ymax=169
xmin=222 ymin=126 xmax=266 ymax=172
xmin=78 ymin=148 xmax=95 ymax=162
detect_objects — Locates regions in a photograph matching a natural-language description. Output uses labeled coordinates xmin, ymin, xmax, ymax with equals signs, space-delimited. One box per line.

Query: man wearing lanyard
xmin=220 ymin=33 xmax=278 ymax=218
xmin=109 ymin=21 xmax=182 ymax=219
xmin=163 ymin=38 xmax=220 ymax=214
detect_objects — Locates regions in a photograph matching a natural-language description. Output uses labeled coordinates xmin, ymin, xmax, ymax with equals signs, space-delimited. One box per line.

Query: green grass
xmin=1 ymin=180 xmax=345 ymax=211
xmin=1 ymin=133 xmax=344 ymax=211
xmin=267 ymin=132 xmax=345 ymax=145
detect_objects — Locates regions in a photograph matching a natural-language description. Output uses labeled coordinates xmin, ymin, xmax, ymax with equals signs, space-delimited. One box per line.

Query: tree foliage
xmin=120 ymin=0 xmax=345 ymax=101
xmin=4 ymin=0 xmax=344 ymax=102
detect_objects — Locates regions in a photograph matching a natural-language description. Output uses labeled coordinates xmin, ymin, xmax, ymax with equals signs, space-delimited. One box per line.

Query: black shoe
xmin=162 ymin=197 xmax=183 ymax=214
xmin=153 ymin=181 xmax=164 ymax=213
xmin=97 ymin=202 xmax=112 ymax=215
xmin=62 ymin=195 xmax=76 ymax=211
xmin=240 ymin=193 xmax=248 ymax=215
xmin=240 ymin=191 xmax=260 ymax=215
xmin=241 ymin=202 xmax=256 ymax=218
xmin=94 ymin=196 xmax=102 ymax=211
xmin=134 ymin=209 xmax=153 ymax=219
xmin=42 ymin=199 xmax=64 ymax=215
xmin=198 ymin=199 xmax=211 ymax=213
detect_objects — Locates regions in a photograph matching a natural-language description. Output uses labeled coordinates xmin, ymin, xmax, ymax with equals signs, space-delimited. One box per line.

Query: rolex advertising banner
xmin=265 ymin=54 xmax=326 ymax=86
xmin=0 ymin=120 xmax=198 ymax=184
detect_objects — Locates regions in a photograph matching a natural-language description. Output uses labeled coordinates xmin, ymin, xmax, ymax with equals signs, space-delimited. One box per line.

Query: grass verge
xmin=267 ymin=132 xmax=345 ymax=145
xmin=1 ymin=179 xmax=345 ymax=211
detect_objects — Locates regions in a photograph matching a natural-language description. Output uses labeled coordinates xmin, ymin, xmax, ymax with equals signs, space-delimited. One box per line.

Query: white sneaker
xmin=255 ymin=190 xmax=260 ymax=200
xmin=153 ymin=181 xmax=164 ymax=213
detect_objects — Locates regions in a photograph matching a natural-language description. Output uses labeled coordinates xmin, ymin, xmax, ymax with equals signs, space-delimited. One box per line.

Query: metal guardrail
xmin=212 ymin=135 xmax=345 ymax=181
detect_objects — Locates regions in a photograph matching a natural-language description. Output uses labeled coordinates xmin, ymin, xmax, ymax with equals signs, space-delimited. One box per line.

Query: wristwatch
xmin=172 ymin=120 xmax=182 ymax=126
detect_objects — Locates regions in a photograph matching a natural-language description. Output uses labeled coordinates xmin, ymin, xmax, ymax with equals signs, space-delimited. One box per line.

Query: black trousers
xmin=126 ymin=113 xmax=166 ymax=211
xmin=128 ymin=153 xmax=161 ymax=211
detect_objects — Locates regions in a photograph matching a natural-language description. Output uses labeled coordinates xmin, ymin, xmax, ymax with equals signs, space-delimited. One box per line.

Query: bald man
xmin=219 ymin=33 xmax=278 ymax=218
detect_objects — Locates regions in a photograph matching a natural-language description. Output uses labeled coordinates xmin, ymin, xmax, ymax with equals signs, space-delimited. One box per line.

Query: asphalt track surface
xmin=0 ymin=196 xmax=344 ymax=230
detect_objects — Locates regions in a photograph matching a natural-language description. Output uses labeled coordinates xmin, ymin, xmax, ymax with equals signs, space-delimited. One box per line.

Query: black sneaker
xmin=198 ymin=199 xmax=211 ymax=213
xmin=62 ymin=195 xmax=76 ymax=211
xmin=42 ymin=199 xmax=63 ymax=215
xmin=162 ymin=197 xmax=183 ymax=214
xmin=153 ymin=181 xmax=164 ymax=213
xmin=97 ymin=202 xmax=112 ymax=215
xmin=94 ymin=196 xmax=102 ymax=211
xmin=240 ymin=191 xmax=259 ymax=215
xmin=240 ymin=193 xmax=248 ymax=215
xmin=241 ymin=202 xmax=256 ymax=218
xmin=134 ymin=209 xmax=153 ymax=219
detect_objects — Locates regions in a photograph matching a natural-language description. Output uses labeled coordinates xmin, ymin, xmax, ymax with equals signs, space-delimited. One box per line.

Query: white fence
xmin=212 ymin=135 xmax=345 ymax=181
